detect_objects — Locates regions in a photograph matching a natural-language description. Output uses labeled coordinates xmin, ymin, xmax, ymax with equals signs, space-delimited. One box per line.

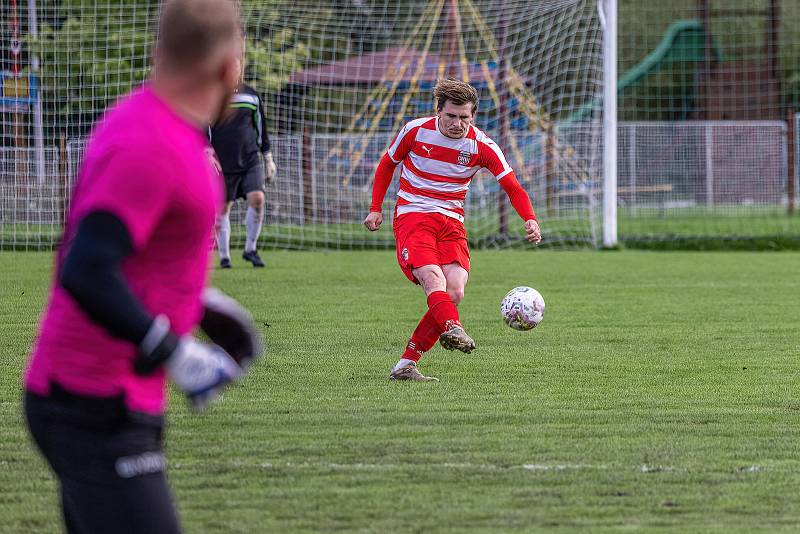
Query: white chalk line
xmin=171 ymin=461 xmax=769 ymax=473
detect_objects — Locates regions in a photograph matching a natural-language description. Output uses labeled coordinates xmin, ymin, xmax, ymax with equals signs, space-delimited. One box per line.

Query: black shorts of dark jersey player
xmin=223 ymin=159 xmax=266 ymax=202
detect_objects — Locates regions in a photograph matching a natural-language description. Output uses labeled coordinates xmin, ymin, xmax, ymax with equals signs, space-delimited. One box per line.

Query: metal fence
xmin=65 ymin=135 xmax=305 ymax=227
xmin=618 ymin=121 xmax=790 ymax=208
xmin=1 ymin=120 xmax=797 ymax=250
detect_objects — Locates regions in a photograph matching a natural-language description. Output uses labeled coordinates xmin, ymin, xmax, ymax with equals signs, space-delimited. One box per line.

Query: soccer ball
xmin=500 ymin=286 xmax=545 ymax=331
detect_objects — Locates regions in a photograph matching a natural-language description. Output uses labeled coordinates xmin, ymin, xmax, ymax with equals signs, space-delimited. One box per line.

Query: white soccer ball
xmin=500 ymin=286 xmax=545 ymax=331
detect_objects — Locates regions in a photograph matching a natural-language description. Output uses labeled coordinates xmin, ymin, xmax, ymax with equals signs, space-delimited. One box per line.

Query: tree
xmin=30 ymin=0 xmax=308 ymax=141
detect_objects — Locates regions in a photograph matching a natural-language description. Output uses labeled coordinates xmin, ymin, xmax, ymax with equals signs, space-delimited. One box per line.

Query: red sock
xmin=401 ymin=310 xmax=441 ymax=362
xmin=426 ymin=291 xmax=460 ymax=331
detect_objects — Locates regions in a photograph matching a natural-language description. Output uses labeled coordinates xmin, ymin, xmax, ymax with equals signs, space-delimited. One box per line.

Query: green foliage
xmin=619 ymin=0 xmax=800 ymax=118
xmin=18 ymin=1 xmax=800 ymax=132
xmin=240 ymin=1 xmax=310 ymax=92
xmin=31 ymin=5 xmax=152 ymax=132
xmin=28 ymin=0 xmax=309 ymax=136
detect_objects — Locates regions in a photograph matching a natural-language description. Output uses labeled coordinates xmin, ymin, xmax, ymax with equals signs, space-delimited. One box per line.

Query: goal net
xmin=254 ymin=0 xmax=606 ymax=250
xmin=0 ymin=0 xmax=605 ymax=251
xmin=1 ymin=0 xmax=605 ymax=250
xmin=616 ymin=1 xmax=799 ymax=248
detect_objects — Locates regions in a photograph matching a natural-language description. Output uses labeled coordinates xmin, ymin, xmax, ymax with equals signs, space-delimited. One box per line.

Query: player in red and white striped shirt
xmin=364 ymin=79 xmax=541 ymax=381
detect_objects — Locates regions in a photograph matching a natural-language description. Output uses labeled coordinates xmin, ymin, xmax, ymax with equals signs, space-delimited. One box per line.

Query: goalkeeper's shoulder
xmin=239 ymin=83 xmax=259 ymax=97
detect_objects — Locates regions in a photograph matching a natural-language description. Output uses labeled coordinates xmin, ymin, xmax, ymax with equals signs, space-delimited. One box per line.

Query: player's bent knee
xmin=447 ymin=288 xmax=465 ymax=305
xmin=247 ymin=193 xmax=265 ymax=209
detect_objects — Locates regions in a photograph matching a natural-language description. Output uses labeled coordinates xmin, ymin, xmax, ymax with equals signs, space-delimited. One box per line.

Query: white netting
xmin=2 ymin=0 xmax=155 ymax=249
xmin=248 ymin=0 xmax=605 ymax=249
xmin=617 ymin=0 xmax=799 ymax=244
xmin=4 ymin=0 xmax=800 ymax=250
xmin=0 ymin=0 xmax=604 ymax=250
xmin=617 ymin=121 xmax=793 ymax=240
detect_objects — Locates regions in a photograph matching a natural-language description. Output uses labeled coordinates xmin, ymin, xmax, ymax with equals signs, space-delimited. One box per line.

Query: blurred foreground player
xmin=23 ymin=1 xmax=262 ymax=532
xmin=364 ymin=78 xmax=541 ymax=381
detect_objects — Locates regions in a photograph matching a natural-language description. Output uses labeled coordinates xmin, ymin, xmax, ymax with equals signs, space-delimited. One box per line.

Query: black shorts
xmin=24 ymin=384 xmax=180 ymax=534
xmin=224 ymin=161 xmax=266 ymax=202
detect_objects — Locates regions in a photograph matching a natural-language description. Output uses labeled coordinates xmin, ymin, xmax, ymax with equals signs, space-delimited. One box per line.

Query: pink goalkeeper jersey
xmin=25 ymin=85 xmax=222 ymax=416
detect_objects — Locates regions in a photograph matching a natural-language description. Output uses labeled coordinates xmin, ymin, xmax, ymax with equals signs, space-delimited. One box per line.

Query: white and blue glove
xmin=165 ymin=337 xmax=243 ymax=409
xmin=200 ymin=288 xmax=264 ymax=370
xmin=262 ymin=151 xmax=277 ymax=183
xmin=135 ymin=314 xmax=244 ymax=411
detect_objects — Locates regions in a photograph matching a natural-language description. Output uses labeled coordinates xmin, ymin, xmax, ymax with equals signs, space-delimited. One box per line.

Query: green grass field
xmin=2 ymin=250 xmax=800 ymax=532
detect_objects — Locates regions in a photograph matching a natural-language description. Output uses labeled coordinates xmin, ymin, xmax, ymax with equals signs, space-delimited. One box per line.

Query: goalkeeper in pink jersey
xmin=23 ymin=1 xmax=262 ymax=532
xmin=364 ymin=78 xmax=542 ymax=382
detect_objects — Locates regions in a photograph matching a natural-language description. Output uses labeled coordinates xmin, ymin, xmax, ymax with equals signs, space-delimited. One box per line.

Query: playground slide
xmin=568 ymin=19 xmax=720 ymax=122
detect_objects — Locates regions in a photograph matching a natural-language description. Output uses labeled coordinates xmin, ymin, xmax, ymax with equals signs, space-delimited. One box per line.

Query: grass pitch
xmin=2 ymin=250 xmax=800 ymax=532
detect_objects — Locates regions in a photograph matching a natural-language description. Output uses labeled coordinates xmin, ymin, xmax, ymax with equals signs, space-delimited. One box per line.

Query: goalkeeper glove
xmin=135 ymin=315 xmax=242 ymax=410
xmin=263 ymin=151 xmax=277 ymax=183
xmin=200 ymin=288 xmax=263 ymax=370
xmin=204 ymin=146 xmax=222 ymax=175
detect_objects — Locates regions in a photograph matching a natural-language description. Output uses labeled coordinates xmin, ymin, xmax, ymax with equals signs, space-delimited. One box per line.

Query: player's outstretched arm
xmin=60 ymin=211 xmax=246 ymax=410
xmin=200 ymin=288 xmax=263 ymax=369
xmin=364 ymin=153 xmax=397 ymax=231
xmin=498 ymin=172 xmax=542 ymax=244
xmin=524 ymin=219 xmax=542 ymax=244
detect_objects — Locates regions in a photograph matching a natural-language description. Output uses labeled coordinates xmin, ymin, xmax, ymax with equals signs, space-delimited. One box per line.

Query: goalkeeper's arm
xmin=59 ymin=211 xmax=155 ymax=345
xmin=60 ymin=212 xmax=261 ymax=407
xmin=258 ymin=97 xmax=277 ymax=182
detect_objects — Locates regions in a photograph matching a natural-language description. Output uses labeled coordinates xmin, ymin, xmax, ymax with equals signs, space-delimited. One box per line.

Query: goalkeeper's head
xmin=152 ymin=0 xmax=243 ymax=123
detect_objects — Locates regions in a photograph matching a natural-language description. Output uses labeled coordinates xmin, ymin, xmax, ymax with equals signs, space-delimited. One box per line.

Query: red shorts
xmin=393 ymin=211 xmax=470 ymax=284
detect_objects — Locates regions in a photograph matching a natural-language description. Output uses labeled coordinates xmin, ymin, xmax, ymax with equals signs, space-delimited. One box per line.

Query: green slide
xmin=568 ymin=19 xmax=721 ymax=122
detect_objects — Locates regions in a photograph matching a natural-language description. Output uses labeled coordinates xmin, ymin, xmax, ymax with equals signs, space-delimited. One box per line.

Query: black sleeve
xmin=259 ymin=96 xmax=271 ymax=153
xmin=59 ymin=211 xmax=154 ymax=344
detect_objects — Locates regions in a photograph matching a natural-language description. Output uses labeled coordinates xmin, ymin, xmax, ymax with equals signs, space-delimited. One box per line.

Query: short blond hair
xmin=433 ymin=78 xmax=478 ymax=114
xmin=156 ymin=0 xmax=241 ymax=71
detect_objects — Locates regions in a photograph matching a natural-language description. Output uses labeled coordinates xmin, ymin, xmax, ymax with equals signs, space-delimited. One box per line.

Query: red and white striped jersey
xmin=386 ymin=116 xmax=513 ymax=223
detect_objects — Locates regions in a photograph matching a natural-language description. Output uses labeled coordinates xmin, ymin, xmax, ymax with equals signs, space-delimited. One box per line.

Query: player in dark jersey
xmin=210 ymin=82 xmax=277 ymax=268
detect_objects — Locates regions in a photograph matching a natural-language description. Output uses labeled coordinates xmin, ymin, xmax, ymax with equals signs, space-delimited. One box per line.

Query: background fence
xmin=1 ymin=0 xmax=799 ymax=250
xmin=1 ymin=117 xmax=797 ymax=250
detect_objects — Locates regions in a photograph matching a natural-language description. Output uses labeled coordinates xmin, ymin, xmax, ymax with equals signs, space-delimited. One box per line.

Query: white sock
xmin=245 ymin=206 xmax=264 ymax=253
xmin=216 ymin=213 xmax=231 ymax=260
xmin=393 ymin=358 xmax=416 ymax=372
